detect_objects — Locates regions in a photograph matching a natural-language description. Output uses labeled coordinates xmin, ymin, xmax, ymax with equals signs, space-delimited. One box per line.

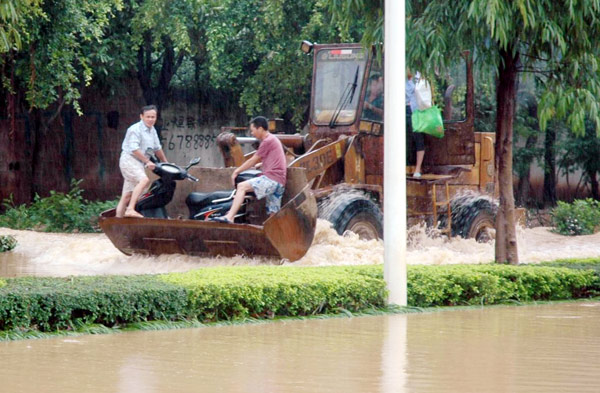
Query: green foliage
xmin=0 ymin=0 xmax=30 ymax=52
xmin=324 ymin=0 xmax=382 ymax=48
xmin=0 ymin=275 xmax=188 ymax=332
xmin=3 ymin=0 xmax=365 ymax=130
xmin=0 ymin=264 xmax=598 ymax=335
xmin=0 ymin=235 xmax=17 ymax=252
xmin=551 ymin=199 xmax=600 ymax=236
xmin=0 ymin=179 xmax=117 ymax=233
xmin=539 ymin=258 xmax=600 ymax=276
xmin=473 ymin=79 xmax=497 ymax=132
xmin=406 ymin=0 xmax=600 ymax=136
xmin=513 ymin=85 xmax=544 ymax=179
xmin=6 ymin=0 xmax=123 ymax=113
xmin=408 ymin=264 xmax=599 ymax=307
xmin=555 ymin=121 xmax=600 ymax=194
xmin=204 ymin=0 xmax=352 ymax=128
xmin=160 ymin=265 xmax=387 ymax=321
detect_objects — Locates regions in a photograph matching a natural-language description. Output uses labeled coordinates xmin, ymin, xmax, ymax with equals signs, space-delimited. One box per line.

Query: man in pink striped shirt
xmin=213 ymin=116 xmax=286 ymax=223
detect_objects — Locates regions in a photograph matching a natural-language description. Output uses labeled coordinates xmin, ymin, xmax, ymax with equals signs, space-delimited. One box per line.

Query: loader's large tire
xmin=464 ymin=210 xmax=495 ymax=242
xmin=321 ymin=196 xmax=383 ymax=240
xmin=451 ymin=196 xmax=497 ymax=243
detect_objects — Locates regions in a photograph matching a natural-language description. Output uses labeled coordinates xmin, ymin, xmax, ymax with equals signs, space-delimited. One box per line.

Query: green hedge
xmin=0 ymin=263 xmax=598 ymax=335
xmin=0 ymin=276 xmax=188 ymax=332
xmin=408 ymin=264 xmax=599 ymax=306
xmin=538 ymin=258 xmax=600 ymax=275
xmin=159 ymin=266 xmax=387 ymax=321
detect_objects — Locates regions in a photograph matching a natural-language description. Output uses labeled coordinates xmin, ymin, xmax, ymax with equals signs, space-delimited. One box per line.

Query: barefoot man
xmin=116 ymin=105 xmax=168 ymax=218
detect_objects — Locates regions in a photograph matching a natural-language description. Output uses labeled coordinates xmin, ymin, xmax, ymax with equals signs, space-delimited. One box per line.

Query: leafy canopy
xmin=407 ymin=0 xmax=600 ymax=136
xmin=5 ymin=0 xmax=123 ymax=113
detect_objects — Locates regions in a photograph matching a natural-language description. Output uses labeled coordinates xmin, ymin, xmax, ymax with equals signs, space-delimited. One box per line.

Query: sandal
xmin=210 ymin=216 xmax=233 ymax=224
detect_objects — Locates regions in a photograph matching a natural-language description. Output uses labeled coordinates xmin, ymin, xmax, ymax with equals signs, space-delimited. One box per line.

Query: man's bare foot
xmin=124 ymin=209 xmax=144 ymax=218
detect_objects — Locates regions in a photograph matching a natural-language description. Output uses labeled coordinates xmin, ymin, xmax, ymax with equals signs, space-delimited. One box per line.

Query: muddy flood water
xmin=2 ymin=223 xmax=600 ymax=392
xmin=2 ymin=219 xmax=600 ymax=277
xmin=1 ymin=301 xmax=599 ymax=393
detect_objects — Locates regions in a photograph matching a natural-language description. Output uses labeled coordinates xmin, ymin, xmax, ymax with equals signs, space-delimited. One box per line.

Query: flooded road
xmin=1 ymin=302 xmax=599 ymax=393
xmin=1 ymin=220 xmax=600 ymax=277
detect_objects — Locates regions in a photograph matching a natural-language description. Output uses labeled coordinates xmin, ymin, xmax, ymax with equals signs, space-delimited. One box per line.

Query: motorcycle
xmin=135 ymin=153 xmax=261 ymax=222
xmin=135 ymin=155 xmax=201 ymax=218
xmin=185 ymin=169 xmax=262 ymax=222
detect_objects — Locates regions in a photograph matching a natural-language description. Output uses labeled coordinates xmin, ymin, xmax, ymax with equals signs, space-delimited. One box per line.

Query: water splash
xmin=2 ymin=218 xmax=600 ymax=277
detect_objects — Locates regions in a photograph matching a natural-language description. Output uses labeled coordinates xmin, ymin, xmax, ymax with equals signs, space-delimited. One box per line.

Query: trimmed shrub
xmin=407 ymin=264 xmax=599 ymax=307
xmin=0 ymin=235 xmax=17 ymax=252
xmin=0 ymin=179 xmax=117 ymax=233
xmin=0 ymin=276 xmax=188 ymax=331
xmin=538 ymin=258 xmax=600 ymax=275
xmin=160 ymin=265 xmax=387 ymax=321
xmin=0 ymin=264 xmax=598 ymax=335
xmin=551 ymin=199 xmax=600 ymax=236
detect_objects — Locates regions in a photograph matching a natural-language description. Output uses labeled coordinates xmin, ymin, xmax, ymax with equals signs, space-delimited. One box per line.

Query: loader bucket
xmin=99 ymin=167 xmax=317 ymax=262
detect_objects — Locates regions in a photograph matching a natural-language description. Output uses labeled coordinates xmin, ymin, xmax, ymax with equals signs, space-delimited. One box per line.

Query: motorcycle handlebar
xmin=186 ymin=174 xmax=199 ymax=182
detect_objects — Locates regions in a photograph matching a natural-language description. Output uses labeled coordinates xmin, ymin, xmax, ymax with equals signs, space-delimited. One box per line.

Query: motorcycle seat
xmin=186 ymin=191 xmax=233 ymax=207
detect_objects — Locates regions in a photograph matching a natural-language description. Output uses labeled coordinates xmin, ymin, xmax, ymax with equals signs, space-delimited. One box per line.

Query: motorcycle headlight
xmin=161 ymin=164 xmax=181 ymax=175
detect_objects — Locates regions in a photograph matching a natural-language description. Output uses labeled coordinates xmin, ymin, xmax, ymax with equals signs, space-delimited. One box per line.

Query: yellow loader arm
xmin=288 ymin=137 xmax=348 ymax=187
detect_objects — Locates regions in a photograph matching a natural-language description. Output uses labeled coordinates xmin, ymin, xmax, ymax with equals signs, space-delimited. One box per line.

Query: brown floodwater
xmin=1 ymin=302 xmax=599 ymax=393
xmin=2 ymin=220 xmax=600 ymax=277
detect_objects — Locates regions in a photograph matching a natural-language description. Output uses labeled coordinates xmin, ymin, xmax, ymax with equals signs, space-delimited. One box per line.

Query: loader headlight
xmin=300 ymin=40 xmax=313 ymax=54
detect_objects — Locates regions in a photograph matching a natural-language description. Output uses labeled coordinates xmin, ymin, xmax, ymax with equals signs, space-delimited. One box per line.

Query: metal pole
xmin=384 ymin=0 xmax=407 ymax=305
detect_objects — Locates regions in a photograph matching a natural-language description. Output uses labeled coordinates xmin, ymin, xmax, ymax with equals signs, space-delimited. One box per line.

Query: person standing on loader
xmin=116 ymin=105 xmax=168 ymax=218
xmin=212 ymin=116 xmax=287 ymax=224
xmin=407 ymin=69 xmax=425 ymax=178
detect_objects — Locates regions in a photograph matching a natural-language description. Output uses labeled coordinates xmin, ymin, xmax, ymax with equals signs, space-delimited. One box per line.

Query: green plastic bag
xmin=411 ymin=106 xmax=444 ymax=138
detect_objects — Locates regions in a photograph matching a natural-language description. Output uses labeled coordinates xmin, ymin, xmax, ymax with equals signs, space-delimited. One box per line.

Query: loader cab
xmin=420 ymin=53 xmax=475 ymax=167
xmin=307 ymin=43 xmax=369 ymax=141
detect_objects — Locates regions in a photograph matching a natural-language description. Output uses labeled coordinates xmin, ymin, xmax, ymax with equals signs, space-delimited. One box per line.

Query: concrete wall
xmin=157 ymin=101 xmax=248 ymax=169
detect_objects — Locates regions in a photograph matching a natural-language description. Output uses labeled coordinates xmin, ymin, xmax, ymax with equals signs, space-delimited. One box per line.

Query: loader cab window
xmin=435 ymin=58 xmax=467 ymax=122
xmin=312 ymin=48 xmax=367 ymax=126
xmin=361 ymin=66 xmax=384 ymax=122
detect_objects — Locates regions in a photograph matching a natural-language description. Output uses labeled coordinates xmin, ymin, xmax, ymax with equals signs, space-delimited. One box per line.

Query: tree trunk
xmin=543 ymin=126 xmax=557 ymax=206
xmin=516 ymin=96 xmax=539 ymax=206
xmin=136 ymin=34 xmax=184 ymax=110
xmin=588 ymin=169 xmax=599 ymax=200
xmin=516 ymin=133 xmax=537 ymax=206
xmin=494 ymin=48 xmax=519 ymax=264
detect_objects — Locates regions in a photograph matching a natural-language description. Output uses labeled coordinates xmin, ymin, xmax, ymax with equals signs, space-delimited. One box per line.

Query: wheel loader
xmin=217 ymin=41 xmax=498 ymax=242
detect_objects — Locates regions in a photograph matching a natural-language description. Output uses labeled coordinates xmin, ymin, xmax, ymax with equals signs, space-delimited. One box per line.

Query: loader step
xmin=407 ymin=173 xmax=454 ymax=236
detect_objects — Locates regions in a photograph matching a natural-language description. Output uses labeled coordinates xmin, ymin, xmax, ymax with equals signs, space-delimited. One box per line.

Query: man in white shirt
xmin=116 ymin=105 xmax=168 ymax=218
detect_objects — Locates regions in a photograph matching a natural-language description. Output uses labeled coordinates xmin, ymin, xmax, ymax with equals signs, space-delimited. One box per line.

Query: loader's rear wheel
xmin=466 ymin=210 xmax=495 ymax=243
xmin=321 ymin=195 xmax=383 ymax=240
xmin=450 ymin=196 xmax=497 ymax=243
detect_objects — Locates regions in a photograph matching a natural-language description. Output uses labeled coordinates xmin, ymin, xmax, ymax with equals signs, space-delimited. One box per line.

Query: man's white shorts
xmin=119 ymin=153 xmax=147 ymax=193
